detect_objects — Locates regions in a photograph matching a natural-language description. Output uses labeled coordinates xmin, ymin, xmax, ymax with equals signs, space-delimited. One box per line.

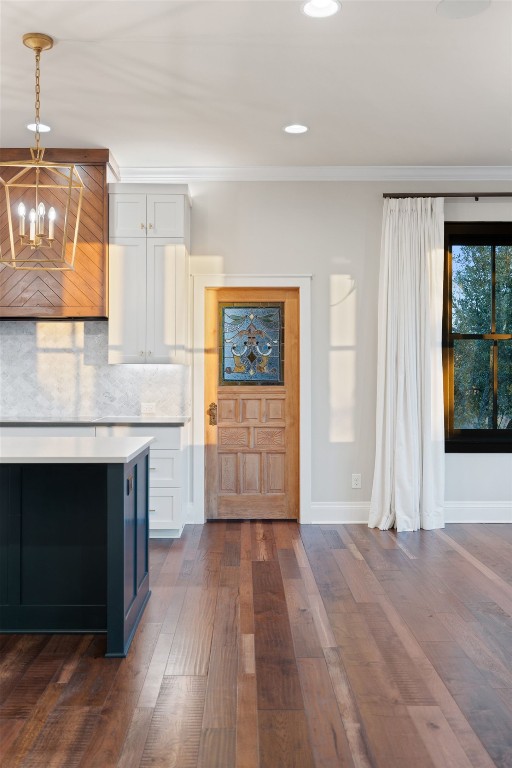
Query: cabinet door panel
xmin=108 ymin=239 xmax=147 ymax=363
xmin=146 ymin=240 xmax=177 ymax=363
xmin=149 ymin=451 xmax=182 ymax=487
xmin=147 ymin=195 xmax=185 ymax=238
xmin=149 ymin=490 xmax=181 ymax=527
xmin=109 ymin=194 xmax=147 ymax=238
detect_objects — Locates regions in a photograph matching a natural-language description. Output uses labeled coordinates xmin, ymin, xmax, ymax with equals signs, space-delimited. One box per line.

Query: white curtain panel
xmin=369 ymin=197 xmax=445 ymax=532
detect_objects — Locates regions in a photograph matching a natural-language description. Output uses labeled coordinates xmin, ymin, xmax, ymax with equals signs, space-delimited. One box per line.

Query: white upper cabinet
xmin=107 ymin=185 xmax=190 ymax=365
xmin=108 ymin=238 xmax=148 ymax=363
xmin=109 ymin=193 xmax=185 ymax=239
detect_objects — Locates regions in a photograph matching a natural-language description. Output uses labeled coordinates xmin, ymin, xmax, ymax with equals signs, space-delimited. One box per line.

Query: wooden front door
xmin=205 ymin=287 xmax=299 ymax=520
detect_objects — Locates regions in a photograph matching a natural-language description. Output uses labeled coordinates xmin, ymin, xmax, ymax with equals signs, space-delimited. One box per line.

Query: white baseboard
xmin=306 ymin=502 xmax=371 ymax=524
xmin=306 ymin=501 xmax=511 ymax=525
xmin=184 ymin=500 xmax=511 ymax=527
xmin=444 ymin=501 xmax=512 ymax=524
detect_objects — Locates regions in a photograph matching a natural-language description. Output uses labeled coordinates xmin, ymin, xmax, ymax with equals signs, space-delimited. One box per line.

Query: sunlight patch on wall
xmin=329 ymin=274 xmax=357 ymax=443
xmin=36 ymin=322 xmax=82 ymax=414
xmin=330 ymin=274 xmax=356 ymax=347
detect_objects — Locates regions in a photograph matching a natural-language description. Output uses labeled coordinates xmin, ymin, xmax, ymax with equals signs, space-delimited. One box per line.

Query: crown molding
xmin=119 ymin=165 xmax=512 ymax=184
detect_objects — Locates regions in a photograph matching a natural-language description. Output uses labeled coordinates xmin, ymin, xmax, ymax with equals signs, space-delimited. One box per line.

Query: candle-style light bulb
xmin=18 ymin=202 xmax=26 ymax=237
xmin=37 ymin=202 xmax=45 ymax=236
xmin=48 ymin=207 xmax=56 ymax=240
xmin=29 ymin=208 xmax=36 ymax=242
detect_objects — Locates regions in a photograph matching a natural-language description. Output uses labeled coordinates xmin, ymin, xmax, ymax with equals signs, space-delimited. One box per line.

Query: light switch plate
xmin=141 ymin=402 xmax=156 ymax=415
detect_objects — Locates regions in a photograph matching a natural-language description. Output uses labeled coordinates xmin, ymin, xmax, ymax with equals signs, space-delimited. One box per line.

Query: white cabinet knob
xmin=148 ymin=223 xmax=153 ymax=230
xmin=140 ymin=223 xmax=145 ymax=230
xmin=139 ymin=350 xmax=144 ymax=357
xmin=148 ymin=350 xmax=152 ymax=357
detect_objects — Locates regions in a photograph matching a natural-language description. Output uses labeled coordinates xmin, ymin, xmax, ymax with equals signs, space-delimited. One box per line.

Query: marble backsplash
xmin=0 ymin=321 xmax=190 ymax=419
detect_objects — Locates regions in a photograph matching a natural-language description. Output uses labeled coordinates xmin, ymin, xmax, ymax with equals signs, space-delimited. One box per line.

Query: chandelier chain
xmin=34 ymin=49 xmax=41 ymax=147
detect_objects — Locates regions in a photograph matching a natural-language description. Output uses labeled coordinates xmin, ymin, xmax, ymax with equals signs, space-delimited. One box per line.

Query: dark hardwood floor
xmin=1 ymin=522 xmax=512 ymax=767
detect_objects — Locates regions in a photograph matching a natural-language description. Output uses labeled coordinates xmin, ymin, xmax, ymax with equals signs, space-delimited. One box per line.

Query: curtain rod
xmin=383 ymin=193 xmax=512 ymax=200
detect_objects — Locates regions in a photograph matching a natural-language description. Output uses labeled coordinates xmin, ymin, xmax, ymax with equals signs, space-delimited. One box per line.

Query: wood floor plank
xmin=251 ymin=521 xmax=277 ymax=562
xmin=116 ymin=707 xmax=153 ymax=768
xmin=197 ymin=727 xmax=236 ymax=768
xmin=252 ymin=560 xmax=296 ymax=658
xmin=78 ymin=688 xmax=142 ymax=768
xmin=282 ymin=577 xmax=324 ymax=659
xmin=202 ymin=636 xmax=238 ymax=728
xmin=298 ymin=657 xmax=356 ymax=767
xmin=332 ymin=548 xmax=386 ymax=602
xmin=0 ymin=718 xmax=25 ymax=761
xmin=258 ymin=710 xmax=315 ymax=768
xmin=320 ymin=526 xmax=347 ymax=550
xmin=136 ymin=631 xmax=175 ymax=709
xmin=53 ymin=636 xmax=118 ymax=708
xmin=160 ymin=584 xmax=187 ymax=636
xmin=420 ymin=641 xmax=490 ymax=695
xmin=236 ymin=635 xmax=259 ymax=768
xmin=335 ymin=525 xmax=365 ymax=560
xmin=444 ymin=525 xmax=512 ymax=586
xmin=360 ymin=603 xmax=435 ymax=705
xmin=436 ymin=610 xmax=512 ymax=689
xmin=164 ymin=586 xmax=217 ymax=675
xmin=277 ymin=547 xmax=302 ymax=579
xmin=0 ymin=656 xmax=64 ymax=718
xmin=453 ymin=685 xmax=512 ymax=768
xmin=408 ymin=705 xmax=476 ymax=768
xmin=0 ymin=683 xmax=63 ymax=768
xmin=435 ymin=531 xmax=512 ymax=616
xmin=0 ymin=636 xmax=50 ymax=705
xmin=357 ymin=702 xmax=437 ymax=768
xmin=272 ymin=520 xmax=299 ymax=549
xmin=323 ymin=647 xmax=374 ymax=768
xmin=340 ymin=525 xmax=406 ymax=571
xmin=256 ymin=657 xmax=304 ymax=711
xmin=139 ymin=676 xmax=206 ymax=768
xmin=299 ymin=534 xmax=356 ymax=613
xmin=21 ymin=706 xmax=100 ymax=768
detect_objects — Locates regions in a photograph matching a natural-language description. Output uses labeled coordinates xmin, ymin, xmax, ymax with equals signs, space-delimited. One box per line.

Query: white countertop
xmin=0 ymin=436 xmax=154 ymax=464
xmin=0 ymin=416 xmax=189 ymax=426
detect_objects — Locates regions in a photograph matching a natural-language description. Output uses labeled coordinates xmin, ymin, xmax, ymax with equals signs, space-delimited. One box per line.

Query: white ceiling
xmin=1 ymin=0 xmax=512 ymax=173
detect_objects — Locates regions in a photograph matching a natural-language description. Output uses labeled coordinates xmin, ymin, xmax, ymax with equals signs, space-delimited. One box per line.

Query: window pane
xmin=452 ymin=245 xmax=492 ymax=333
xmin=496 ymin=246 xmax=512 ymax=334
xmin=453 ymin=339 xmax=493 ymax=429
xmin=498 ymin=341 xmax=512 ymax=430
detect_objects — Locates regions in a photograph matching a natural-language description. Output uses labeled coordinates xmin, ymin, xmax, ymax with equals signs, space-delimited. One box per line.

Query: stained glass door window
xmin=220 ymin=303 xmax=284 ymax=384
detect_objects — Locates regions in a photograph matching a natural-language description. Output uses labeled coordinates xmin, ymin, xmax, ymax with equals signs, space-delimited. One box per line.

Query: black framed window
xmin=443 ymin=222 xmax=512 ymax=452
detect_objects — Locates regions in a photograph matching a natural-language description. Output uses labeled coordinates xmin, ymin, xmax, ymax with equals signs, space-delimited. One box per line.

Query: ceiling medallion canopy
xmin=0 ymin=33 xmax=84 ymax=271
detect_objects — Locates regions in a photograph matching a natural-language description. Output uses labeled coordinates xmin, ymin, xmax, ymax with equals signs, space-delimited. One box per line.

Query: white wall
xmin=1 ymin=181 xmax=509 ymax=521
xmin=187 ymin=180 xmax=512 ymax=522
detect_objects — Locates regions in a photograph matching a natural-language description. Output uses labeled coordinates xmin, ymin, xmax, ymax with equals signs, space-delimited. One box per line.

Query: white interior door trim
xmin=191 ymin=273 xmax=312 ymax=524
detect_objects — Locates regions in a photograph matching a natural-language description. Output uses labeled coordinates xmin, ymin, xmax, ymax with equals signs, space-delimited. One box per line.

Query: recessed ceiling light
xmin=302 ymin=0 xmax=341 ymax=19
xmin=27 ymin=122 xmax=51 ymax=132
xmin=283 ymin=124 xmax=309 ymax=134
xmin=436 ymin=0 xmax=491 ymax=18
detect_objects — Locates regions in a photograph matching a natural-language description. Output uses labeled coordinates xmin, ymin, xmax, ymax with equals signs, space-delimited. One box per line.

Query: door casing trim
xmin=191 ymin=273 xmax=312 ymax=523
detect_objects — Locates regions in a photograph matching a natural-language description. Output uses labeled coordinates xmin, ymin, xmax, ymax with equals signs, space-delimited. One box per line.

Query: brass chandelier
xmin=0 ymin=33 xmax=84 ymax=270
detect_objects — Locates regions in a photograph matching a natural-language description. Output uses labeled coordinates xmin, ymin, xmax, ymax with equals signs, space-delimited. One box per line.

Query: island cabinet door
xmin=106 ymin=448 xmax=150 ymax=657
xmin=123 ymin=456 xmax=149 ymax=609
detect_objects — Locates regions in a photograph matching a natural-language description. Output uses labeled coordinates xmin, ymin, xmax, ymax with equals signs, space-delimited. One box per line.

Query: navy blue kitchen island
xmin=0 ymin=436 xmax=153 ymax=657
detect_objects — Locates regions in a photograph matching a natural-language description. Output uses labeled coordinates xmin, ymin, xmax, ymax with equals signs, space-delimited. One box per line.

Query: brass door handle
xmin=207 ymin=402 xmax=218 ymax=426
